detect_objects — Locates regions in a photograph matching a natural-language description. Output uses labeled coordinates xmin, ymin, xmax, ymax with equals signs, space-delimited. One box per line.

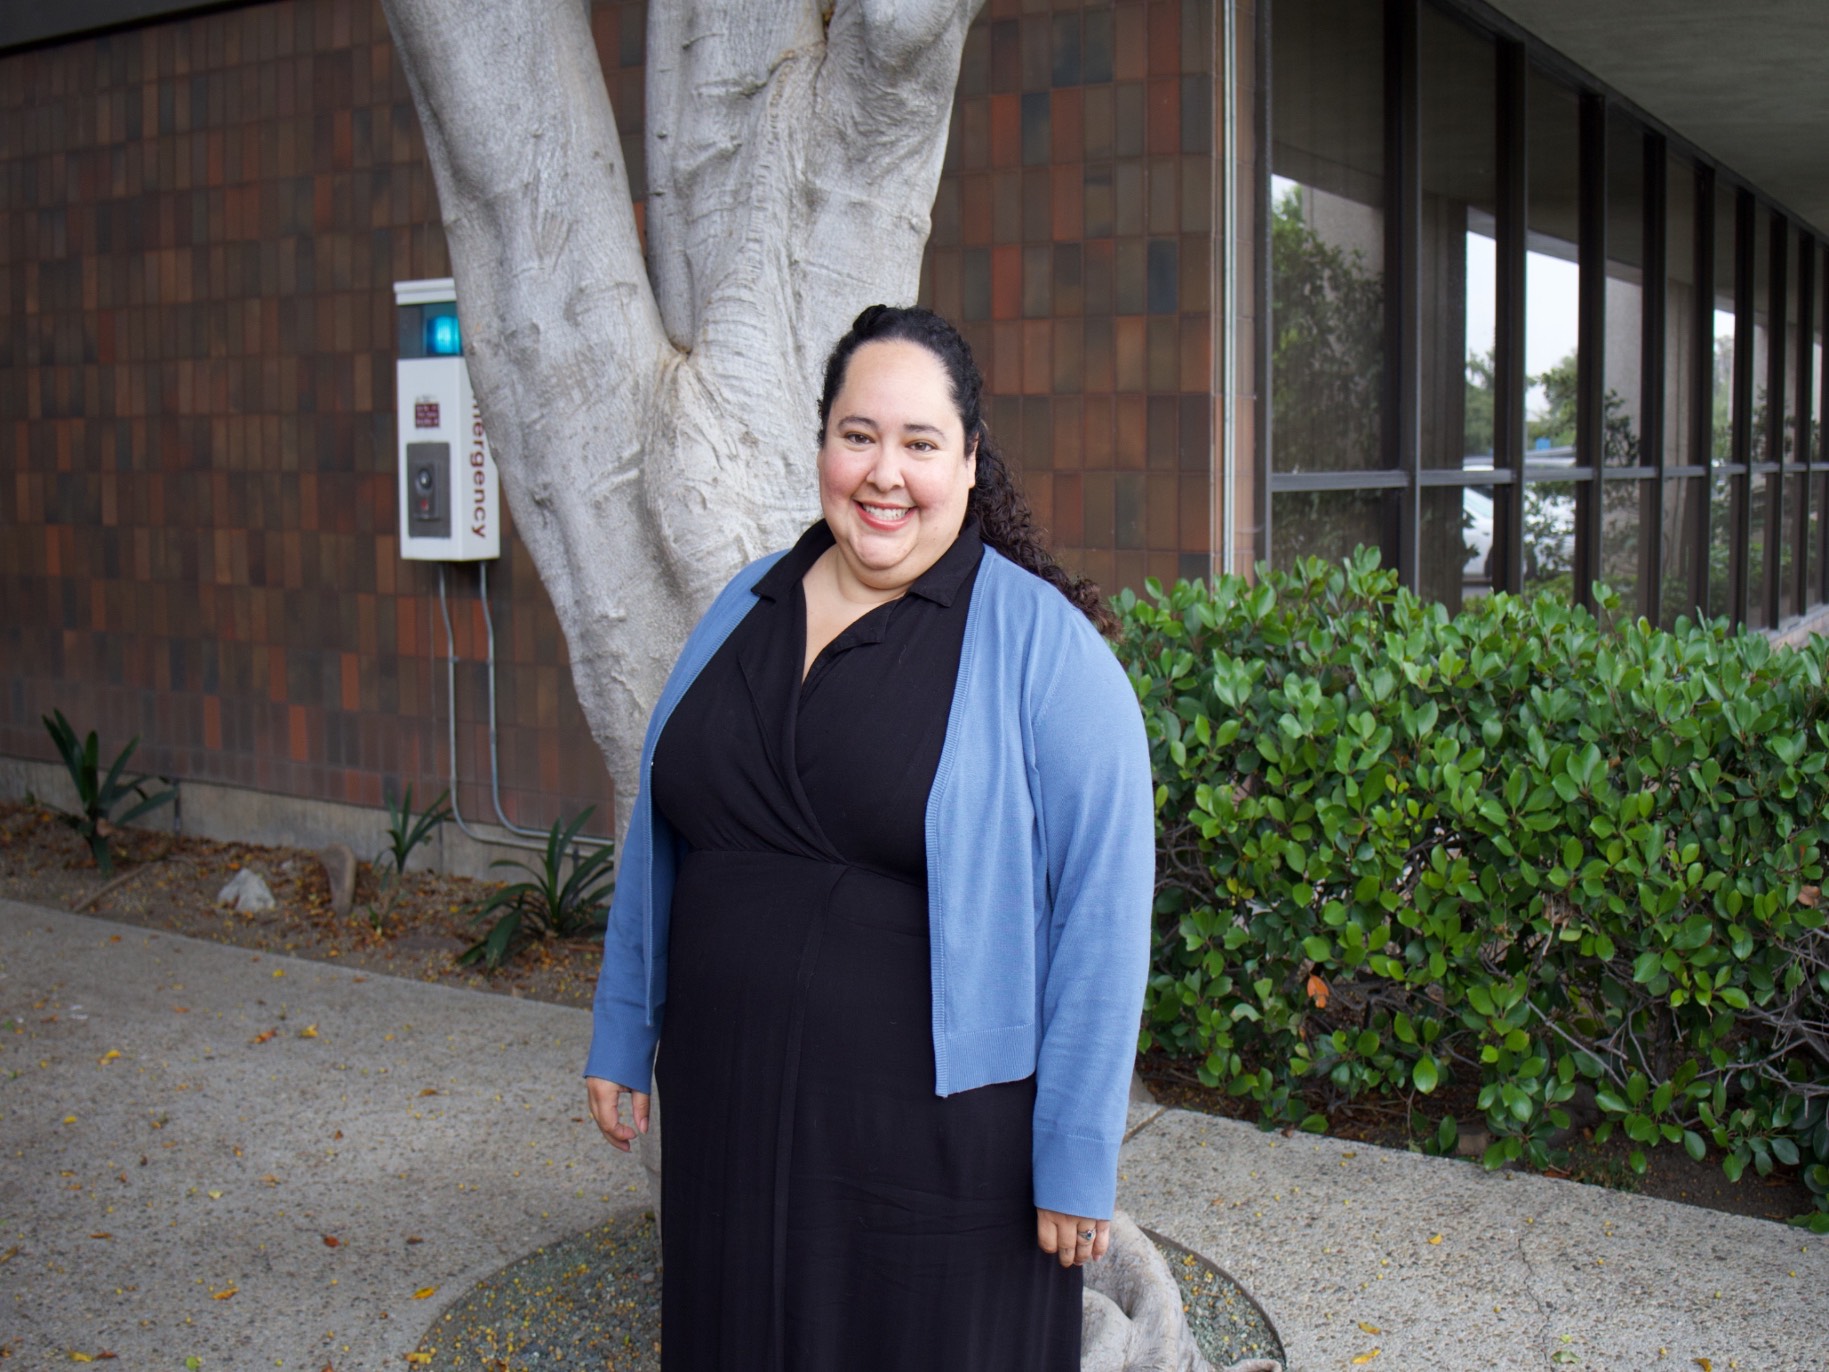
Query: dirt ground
xmin=3 ymin=798 xmax=1816 ymax=1228
xmin=0 ymin=800 xmax=602 ymax=1010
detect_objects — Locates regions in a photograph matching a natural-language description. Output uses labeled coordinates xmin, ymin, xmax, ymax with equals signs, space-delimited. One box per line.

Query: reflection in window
xmin=1812 ymin=474 xmax=1827 ymax=610
xmin=1603 ymin=110 xmax=1645 ymax=466
xmin=1525 ymin=71 xmax=1580 ymax=462
xmin=1601 ymin=480 xmax=1648 ymax=609
xmin=1418 ymin=4 xmax=1498 ymax=610
xmin=1711 ymin=183 xmax=1737 ymax=465
xmin=1781 ymin=473 xmax=1801 ymax=620
xmin=1522 ymin=480 xmax=1577 ymax=600
xmin=1270 ymin=0 xmax=1385 ymax=473
xmin=1750 ymin=208 xmax=1773 ymax=468
xmin=1662 ymin=477 xmax=1704 ymax=624
xmin=1708 ymin=468 xmax=1734 ymax=620
xmin=1747 ymin=472 xmax=1770 ymax=628
xmin=1271 ymin=490 xmax=1389 ymax=572
xmin=1664 ymin=155 xmax=1701 ymax=475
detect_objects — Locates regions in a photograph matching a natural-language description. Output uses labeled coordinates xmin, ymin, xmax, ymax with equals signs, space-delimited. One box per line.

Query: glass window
xmin=1523 ymin=479 xmax=1577 ymax=600
xmin=1662 ymin=477 xmax=1704 ymax=624
xmin=1524 ymin=71 xmax=1581 ymax=605
xmin=1525 ymin=70 xmax=1580 ymax=462
xmin=1780 ymin=472 xmax=1801 ymax=620
xmin=1711 ymin=183 xmax=1737 ymax=466
xmin=1707 ymin=467 xmax=1734 ymax=621
xmin=1747 ymin=472 xmax=1772 ymax=629
xmin=1417 ymin=3 xmax=1498 ymax=610
xmin=1664 ymin=154 xmax=1700 ymax=474
xmin=1271 ymin=490 xmax=1390 ymax=571
xmin=1270 ymin=0 xmax=1386 ymax=473
xmin=1603 ymin=110 xmax=1645 ymax=466
xmin=1750 ymin=207 xmax=1773 ymax=466
xmin=1600 ymin=480 xmax=1649 ymax=608
xmin=1785 ymin=229 xmax=1805 ymax=464
xmin=1807 ymin=475 xmax=1821 ymax=610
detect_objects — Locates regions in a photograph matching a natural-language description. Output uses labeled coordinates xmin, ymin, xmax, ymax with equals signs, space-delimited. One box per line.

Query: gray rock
xmin=320 ymin=842 xmax=356 ymax=917
xmin=216 ymin=867 xmax=275 ymax=912
xmin=1082 ymin=1209 xmax=1214 ymax=1372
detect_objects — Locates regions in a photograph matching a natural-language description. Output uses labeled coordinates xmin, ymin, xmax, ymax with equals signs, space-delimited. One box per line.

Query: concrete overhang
xmin=1484 ymin=0 xmax=1829 ymax=235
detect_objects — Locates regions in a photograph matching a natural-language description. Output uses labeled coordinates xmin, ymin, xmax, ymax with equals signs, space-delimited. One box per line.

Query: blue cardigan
xmin=585 ymin=546 xmax=1155 ymax=1219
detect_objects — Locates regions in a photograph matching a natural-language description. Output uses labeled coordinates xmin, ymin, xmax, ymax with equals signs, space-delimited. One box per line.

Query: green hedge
xmin=1117 ymin=550 xmax=1829 ymax=1229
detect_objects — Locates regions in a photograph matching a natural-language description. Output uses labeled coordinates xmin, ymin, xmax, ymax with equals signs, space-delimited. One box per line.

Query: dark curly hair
xmin=816 ymin=304 xmax=1118 ymax=637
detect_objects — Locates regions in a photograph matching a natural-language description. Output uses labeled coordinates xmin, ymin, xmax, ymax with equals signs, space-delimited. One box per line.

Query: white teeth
xmin=861 ymin=503 xmax=911 ymax=521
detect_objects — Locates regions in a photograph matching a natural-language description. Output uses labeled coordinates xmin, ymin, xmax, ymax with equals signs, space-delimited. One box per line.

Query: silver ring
xmin=1079 ymin=1228 xmax=1095 ymax=1242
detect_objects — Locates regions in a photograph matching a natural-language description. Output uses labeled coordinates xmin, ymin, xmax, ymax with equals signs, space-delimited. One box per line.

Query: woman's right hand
xmin=585 ymin=1076 xmax=651 ymax=1152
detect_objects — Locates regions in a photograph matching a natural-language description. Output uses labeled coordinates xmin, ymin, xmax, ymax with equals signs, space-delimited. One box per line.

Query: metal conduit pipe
xmin=477 ymin=563 xmax=612 ymax=849
xmin=436 ymin=564 xmax=559 ymax=857
xmin=1220 ymin=0 xmax=1239 ymax=580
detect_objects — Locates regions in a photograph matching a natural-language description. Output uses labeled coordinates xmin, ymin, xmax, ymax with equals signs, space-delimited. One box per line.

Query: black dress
xmin=648 ymin=519 xmax=1083 ymax=1372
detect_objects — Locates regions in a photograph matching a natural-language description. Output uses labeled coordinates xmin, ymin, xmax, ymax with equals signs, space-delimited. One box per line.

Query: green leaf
xmin=1412 ymin=1055 xmax=1440 ymax=1094
xmin=1682 ymin=1129 xmax=1706 ymax=1162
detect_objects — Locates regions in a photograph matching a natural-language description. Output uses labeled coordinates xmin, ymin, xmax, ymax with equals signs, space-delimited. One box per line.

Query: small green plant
xmin=360 ymin=785 xmax=452 ymax=932
xmin=376 ymin=784 xmax=451 ymax=875
xmin=41 ymin=709 xmax=176 ymax=877
xmin=459 ymin=808 xmax=615 ymax=970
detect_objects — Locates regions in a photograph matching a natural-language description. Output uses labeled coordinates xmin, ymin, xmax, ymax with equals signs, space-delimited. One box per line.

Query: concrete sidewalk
xmin=4 ymin=897 xmax=1826 ymax=1371
xmin=0 ymin=899 xmax=648 ymax=1370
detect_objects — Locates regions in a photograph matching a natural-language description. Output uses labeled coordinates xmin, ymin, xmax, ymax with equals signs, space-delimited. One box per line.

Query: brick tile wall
xmin=924 ymin=0 xmax=1215 ymax=595
xmin=0 ymin=0 xmax=625 ymax=836
xmin=2 ymin=0 xmax=1216 ymax=830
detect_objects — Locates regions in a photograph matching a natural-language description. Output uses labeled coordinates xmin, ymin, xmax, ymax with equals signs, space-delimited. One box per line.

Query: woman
xmin=584 ymin=305 xmax=1153 ymax=1371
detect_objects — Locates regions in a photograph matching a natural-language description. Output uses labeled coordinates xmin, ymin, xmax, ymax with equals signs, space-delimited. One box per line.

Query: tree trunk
xmin=379 ymin=0 xmax=982 ymax=830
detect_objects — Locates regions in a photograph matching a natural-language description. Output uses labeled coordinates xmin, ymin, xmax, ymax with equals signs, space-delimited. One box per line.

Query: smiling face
xmin=816 ymin=338 xmax=977 ymax=597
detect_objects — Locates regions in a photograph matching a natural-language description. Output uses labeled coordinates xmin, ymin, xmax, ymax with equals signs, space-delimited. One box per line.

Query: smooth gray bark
xmin=380 ymin=0 xmax=979 ymax=830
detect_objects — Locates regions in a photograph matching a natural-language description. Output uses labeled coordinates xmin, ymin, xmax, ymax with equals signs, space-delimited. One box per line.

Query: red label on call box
xmin=414 ymin=401 xmax=440 ymax=429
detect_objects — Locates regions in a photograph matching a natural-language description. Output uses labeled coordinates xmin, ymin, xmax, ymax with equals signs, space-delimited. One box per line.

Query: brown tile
xmin=1052 ymin=243 xmax=1084 ymax=316
xmin=992 ymin=243 xmax=1022 ymax=320
xmin=1116 ymin=393 xmax=1147 ymax=469
xmin=1053 ymin=395 xmax=1083 ymax=468
xmin=1083 ymin=395 xmax=1113 ymax=465
xmin=1022 ymin=243 xmax=1052 ymax=317
xmin=1114 ymin=316 xmax=1146 ymax=391
xmin=1147 ymin=394 xmax=1179 ymax=469
xmin=1051 ymin=317 xmax=1083 ymax=393
xmin=989 ymin=92 xmax=1021 ymax=167
xmin=1113 ymin=4 xmax=1148 ymax=81
xmin=1050 ymin=165 xmax=1082 ymax=241
xmin=1082 ymin=84 xmax=1114 ymax=160
xmin=1020 ymin=320 xmax=1051 ymax=395
xmin=1083 ymin=314 xmax=1114 ymax=390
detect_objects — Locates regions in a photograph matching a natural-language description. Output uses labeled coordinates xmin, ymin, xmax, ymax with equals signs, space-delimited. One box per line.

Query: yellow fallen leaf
xmin=261 ymin=1174 xmax=281 ymax=1185
xmin=413 ymin=1286 xmax=437 ymax=1299
xmin=70 ymin=1355 xmax=95 ymax=1364
xmin=1352 ymin=1351 xmax=1381 ymax=1365
xmin=1428 ymin=1234 xmax=1443 ymax=1245
xmin=418 ymin=1088 xmax=440 ymax=1097
xmin=299 ymin=1024 xmax=319 ymax=1038
xmin=98 ymin=1050 xmax=121 ymax=1063
xmin=1695 ymin=1361 xmax=1712 ymax=1372
xmin=272 ymin=968 xmax=284 ymax=977
xmin=406 ymin=1355 xmax=433 ymax=1365
xmin=90 ymin=1233 xmax=112 ymax=1240
xmin=211 ymin=1285 xmax=237 ymax=1300
xmin=63 ymin=1115 xmax=77 ymax=1125
xmin=1358 ymin=1322 xmax=1383 ymax=1334
xmin=207 ymin=1190 xmax=223 ymax=1200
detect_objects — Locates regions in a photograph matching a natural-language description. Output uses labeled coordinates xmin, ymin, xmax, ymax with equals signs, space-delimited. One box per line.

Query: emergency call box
xmin=393 ymin=278 xmax=501 ymax=562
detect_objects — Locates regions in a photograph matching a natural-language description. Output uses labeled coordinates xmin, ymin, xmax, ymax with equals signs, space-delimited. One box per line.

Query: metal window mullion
xmin=1730 ymin=189 xmax=1756 ymax=626
xmin=1575 ymin=91 xmax=1607 ymax=609
xmin=1385 ymin=0 xmax=1421 ymax=590
xmin=1495 ymin=40 xmax=1528 ymax=597
xmin=1641 ymin=132 xmax=1667 ymax=622
xmin=1790 ymin=229 xmax=1813 ymax=613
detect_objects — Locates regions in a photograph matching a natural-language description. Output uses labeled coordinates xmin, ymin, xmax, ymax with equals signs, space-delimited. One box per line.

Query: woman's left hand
xmin=1036 ymin=1208 xmax=1110 ymax=1267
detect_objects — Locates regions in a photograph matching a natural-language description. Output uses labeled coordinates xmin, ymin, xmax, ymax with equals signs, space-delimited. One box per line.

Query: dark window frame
xmin=1258 ymin=0 xmax=1829 ymax=630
